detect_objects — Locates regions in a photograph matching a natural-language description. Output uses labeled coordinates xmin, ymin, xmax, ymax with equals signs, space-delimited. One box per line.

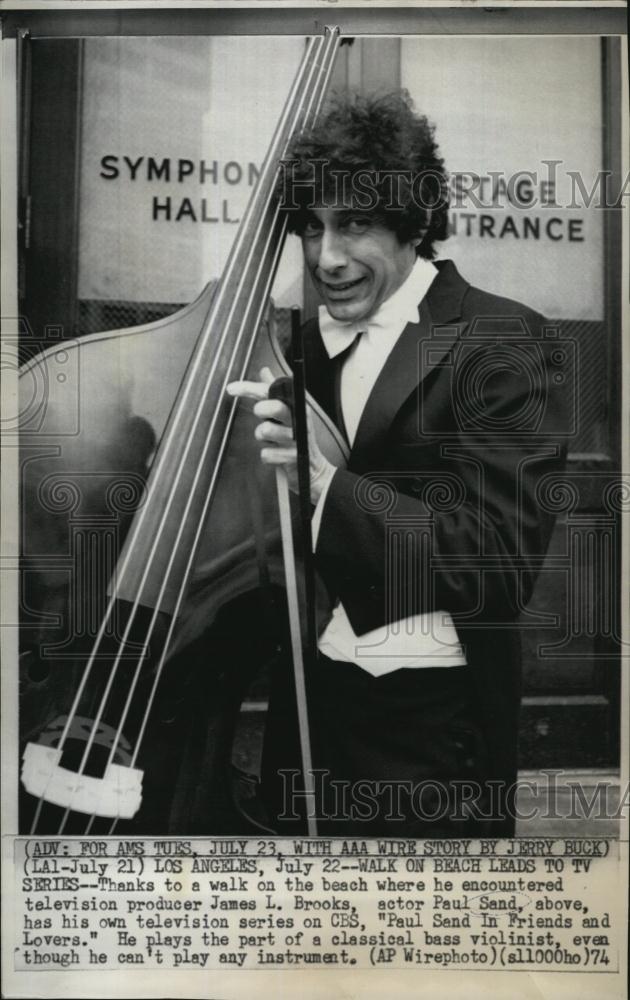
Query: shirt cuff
xmin=311 ymin=465 xmax=337 ymax=550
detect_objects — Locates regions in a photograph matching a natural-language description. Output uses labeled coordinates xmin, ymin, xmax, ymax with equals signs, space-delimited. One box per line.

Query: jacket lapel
xmin=348 ymin=260 xmax=469 ymax=472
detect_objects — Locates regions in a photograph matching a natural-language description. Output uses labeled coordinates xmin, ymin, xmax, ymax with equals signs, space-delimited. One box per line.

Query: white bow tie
xmin=318 ymin=310 xmax=369 ymax=359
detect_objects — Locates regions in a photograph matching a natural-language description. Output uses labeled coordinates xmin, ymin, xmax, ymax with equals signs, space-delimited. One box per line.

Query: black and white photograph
xmin=1 ymin=2 xmax=628 ymax=998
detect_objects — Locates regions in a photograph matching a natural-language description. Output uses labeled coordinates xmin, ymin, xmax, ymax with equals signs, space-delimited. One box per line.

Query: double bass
xmin=18 ymin=28 xmax=347 ymax=835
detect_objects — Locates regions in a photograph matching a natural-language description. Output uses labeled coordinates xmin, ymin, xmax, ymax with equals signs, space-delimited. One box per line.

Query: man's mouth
xmin=322 ymin=276 xmax=366 ymax=295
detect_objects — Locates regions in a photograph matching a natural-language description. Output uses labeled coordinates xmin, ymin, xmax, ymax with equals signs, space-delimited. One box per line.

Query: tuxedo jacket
xmin=301 ymin=259 xmax=569 ymax=802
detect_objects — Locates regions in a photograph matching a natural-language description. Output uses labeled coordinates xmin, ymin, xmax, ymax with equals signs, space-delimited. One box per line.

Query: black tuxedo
xmin=263 ymin=260 xmax=568 ymax=836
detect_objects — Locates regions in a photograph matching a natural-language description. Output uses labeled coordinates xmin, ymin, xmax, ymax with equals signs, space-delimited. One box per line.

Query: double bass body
xmin=20 ymin=265 xmax=347 ymax=836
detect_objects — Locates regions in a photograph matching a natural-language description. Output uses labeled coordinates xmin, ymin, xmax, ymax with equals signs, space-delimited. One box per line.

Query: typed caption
xmin=13 ymin=837 xmax=620 ymax=973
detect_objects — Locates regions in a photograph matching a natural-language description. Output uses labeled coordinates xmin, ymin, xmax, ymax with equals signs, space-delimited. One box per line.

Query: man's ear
xmin=411 ymin=209 xmax=432 ymax=248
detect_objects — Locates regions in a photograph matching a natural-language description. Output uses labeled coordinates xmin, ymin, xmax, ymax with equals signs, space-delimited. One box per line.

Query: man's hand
xmin=226 ymin=366 xmax=334 ymax=504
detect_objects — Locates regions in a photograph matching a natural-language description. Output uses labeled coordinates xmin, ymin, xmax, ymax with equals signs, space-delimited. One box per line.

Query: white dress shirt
xmin=313 ymin=257 xmax=467 ymax=677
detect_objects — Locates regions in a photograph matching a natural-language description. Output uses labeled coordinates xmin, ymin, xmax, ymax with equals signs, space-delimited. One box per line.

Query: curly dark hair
xmin=277 ymin=91 xmax=449 ymax=260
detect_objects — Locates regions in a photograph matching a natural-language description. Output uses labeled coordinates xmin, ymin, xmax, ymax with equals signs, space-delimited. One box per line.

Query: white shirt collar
xmin=318 ymin=256 xmax=437 ymax=360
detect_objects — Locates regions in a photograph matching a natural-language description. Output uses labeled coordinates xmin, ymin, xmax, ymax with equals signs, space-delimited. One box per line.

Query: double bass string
xmin=30 ymin=29 xmax=340 ymax=834
xmin=103 ymin=29 xmax=339 ymax=773
xmin=90 ymin=211 xmax=292 ymax=836
xmin=94 ymin=211 xmax=294 ymax=837
xmin=114 ymin=26 xmax=341 ymax=789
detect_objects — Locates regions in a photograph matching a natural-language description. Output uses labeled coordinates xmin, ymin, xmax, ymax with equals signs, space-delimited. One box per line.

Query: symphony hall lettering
xmin=99 ymin=156 xmax=261 ymax=186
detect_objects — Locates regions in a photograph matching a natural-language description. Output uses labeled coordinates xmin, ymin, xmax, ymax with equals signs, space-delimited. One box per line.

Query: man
xmin=228 ymin=93 xmax=568 ymax=837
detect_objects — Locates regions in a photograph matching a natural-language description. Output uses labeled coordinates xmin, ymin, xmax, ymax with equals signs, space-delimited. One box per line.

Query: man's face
xmin=301 ymin=208 xmax=417 ymax=324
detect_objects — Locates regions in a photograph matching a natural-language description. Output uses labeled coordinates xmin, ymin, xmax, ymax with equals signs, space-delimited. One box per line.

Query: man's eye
xmin=345 ymin=216 xmax=371 ymax=233
xmin=302 ymin=220 xmax=323 ymax=237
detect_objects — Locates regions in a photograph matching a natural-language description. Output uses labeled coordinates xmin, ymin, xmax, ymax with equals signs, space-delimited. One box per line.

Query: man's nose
xmin=317 ymin=229 xmax=348 ymax=272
